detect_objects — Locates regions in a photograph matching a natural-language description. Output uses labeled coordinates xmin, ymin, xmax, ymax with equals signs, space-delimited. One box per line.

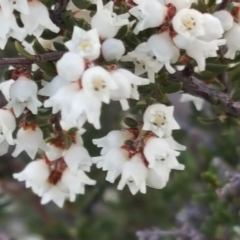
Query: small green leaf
xmin=163 ymin=82 xmax=182 ymax=94
xmin=15 ymin=41 xmax=34 ymax=60
xmin=61 ymin=133 xmax=72 ymax=150
xmin=33 ymin=39 xmax=47 ymax=54
xmin=41 ymin=29 xmax=59 ymax=40
xmin=72 ymin=0 xmax=92 ymax=9
xmin=115 ymin=25 xmax=129 ymax=40
xmin=124 ymin=117 xmax=138 ymax=127
xmin=45 ymin=137 xmax=55 ymax=143
xmin=37 ymin=62 xmax=56 ymax=74
xmin=53 ymin=42 xmax=68 ymax=51
xmin=76 ymin=19 xmax=91 ymax=31
xmin=67 ymin=127 xmax=79 ymax=134
xmin=61 ymin=11 xmax=76 ymax=31
xmin=205 ymin=63 xmax=228 ymax=74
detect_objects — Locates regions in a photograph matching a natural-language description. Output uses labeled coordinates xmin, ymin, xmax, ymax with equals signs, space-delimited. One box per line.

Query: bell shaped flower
xmin=45 ymin=143 xmax=65 ymax=161
xmin=117 ymin=154 xmax=148 ymax=195
xmin=93 ymin=147 xmax=129 ymax=183
xmin=7 ymin=77 xmax=42 ymax=117
xmin=93 ymin=130 xmax=133 ymax=155
xmin=0 ymin=79 xmax=14 ymax=101
xmin=110 ymin=68 xmax=150 ymax=110
xmin=82 ymin=66 xmax=117 ymax=104
xmin=224 ymin=23 xmax=240 ymax=60
xmin=65 ymin=26 xmax=101 ymax=61
xmin=0 ymin=9 xmax=26 ymax=49
xmin=129 ymin=0 xmax=167 ymax=34
xmin=146 ymin=32 xmax=180 ymax=74
xmin=13 ymin=159 xmax=50 ymax=190
xmin=172 ymin=8 xmax=204 ymax=39
xmin=0 ymin=109 xmax=16 ymax=145
xmin=213 ymin=10 xmax=233 ymax=32
xmin=0 ymin=0 xmax=29 ymax=16
xmin=180 ymin=93 xmax=205 ymax=111
xmin=56 ymin=52 xmax=85 ymax=82
xmin=91 ymin=0 xmax=130 ymax=39
xmin=12 ymin=126 xmax=48 ymax=159
xmin=198 ymin=13 xmax=224 ymax=42
xmin=102 ymin=38 xmax=125 ymax=62
xmin=143 ymin=104 xmax=180 ymax=138
xmin=20 ymin=0 xmax=59 ymax=37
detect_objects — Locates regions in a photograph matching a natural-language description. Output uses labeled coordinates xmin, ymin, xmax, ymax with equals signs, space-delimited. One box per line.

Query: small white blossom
xmin=117 ymin=154 xmax=148 ymax=195
xmin=82 ymin=66 xmax=117 ymax=104
xmin=7 ymin=77 xmax=42 ymax=117
xmin=143 ymin=104 xmax=180 ymax=138
xmin=0 ymin=79 xmax=14 ymax=101
xmin=0 ymin=0 xmax=29 ymax=16
xmin=213 ymin=10 xmax=233 ymax=32
xmin=180 ymin=93 xmax=205 ymax=111
xmin=21 ymin=0 xmax=59 ymax=37
xmin=12 ymin=126 xmax=48 ymax=159
xmin=91 ymin=0 xmax=130 ymax=39
xmin=172 ymin=9 xmax=204 ymax=39
xmin=56 ymin=52 xmax=85 ymax=82
xmin=102 ymin=38 xmax=125 ymax=62
xmin=129 ymin=0 xmax=167 ymax=34
xmin=65 ymin=26 xmax=101 ymax=60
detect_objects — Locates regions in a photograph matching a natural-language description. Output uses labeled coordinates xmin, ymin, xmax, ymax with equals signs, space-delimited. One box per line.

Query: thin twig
xmin=0 ymin=51 xmax=66 ymax=68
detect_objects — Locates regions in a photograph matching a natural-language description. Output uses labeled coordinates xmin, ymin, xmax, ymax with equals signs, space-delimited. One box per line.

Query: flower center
xmin=81 ymin=40 xmax=91 ymax=51
xmin=150 ymin=112 xmax=167 ymax=127
xmin=182 ymin=17 xmax=196 ymax=30
xmin=92 ymin=78 xmax=106 ymax=91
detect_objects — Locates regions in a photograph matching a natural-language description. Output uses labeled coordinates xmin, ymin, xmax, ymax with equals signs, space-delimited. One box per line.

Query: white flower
xmin=65 ymin=26 xmax=101 ymax=61
xmin=0 ymin=79 xmax=14 ymax=101
xmin=93 ymin=147 xmax=129 ymax=183
xmin=164 ymin=136 xmax=186 ymax=151
xmin=146 ymin=32 xmax=180 ymax=74
xmin=12 ymin=126 xmax=48 ymax=159
xmin=20 ymin=0 xmax=59 ymax=37
xmin=198 ymin=13 xmax=224 ymax=42
xmin=117 ymin=154 xmax=148 ymax=195
xmin=7 ymin=77 xmax=42 ymax=117
xmin=102 ymin=38 xmax=125 ymax=61
xmin=129 ymin=0 xmax=167 ymax=34
xmin=173 ymin=35 xmax=226 ymax=71
xmin=38 ymin=76 xmax=66 ymax=97
xmin=172 ymin=9 xmax=204 ymax=39
xmin=0 ymin=109 xmax=16 ymax=145
xmin=0 ymin=9 xmax=26 ymax=49
xmin=0 ymin=0 xmax=29 ymax=16
xmin=224 ymin=23 xmax=240 ymax=60
xmin=82 ymin=66 xmax=117 ymax=104
xmin=56 ymin=52 xmax=85 ymax=82
xmin=143 ymin=104 xmax=180 ymax=138
xmin=92 ymin=130 xmax=132 ymax=155
xmin=165 ymin=0 xmax=197 ymax=11
xmin=143 ymin=137 xmax=184 ymax=169
xmin=180 ymin=93 xmax=205 ymax=111
xmin=13 ymin=159 xmax=50 ymax=190
xmin=213 ymin=10 xmax=233 ymax=32
xmin=45 ymin=143 xmax=64 ymax=161
xmin=91 ymin=0 xmax=130 ymax=39
xmin=110 ymin=69 xmax=150 ymax=110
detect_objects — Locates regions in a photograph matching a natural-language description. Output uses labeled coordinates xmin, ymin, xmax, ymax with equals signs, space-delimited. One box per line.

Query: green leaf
xmin=61 ymin=133 xmax=72 ymax=150
xmin=61 ymin=11 xmax=76 ymax=31
xmin=67 ymin=127 xmax=79 ymax=134
xmin=41 ymin=29 xmax=59 ymax=40
xmin=33 ymin=39 xmax=47 ymax=54
xmin=115 ymin=25 xmax=129 ymax=40
xmin=53 ymin=42 xmax=68 ymax=51
xmin=72 ymin=0 xmax=92 ymax=9
xmin=37 ymin=62 xmax=56 ymax=74
xmin=205 ymin=63 xmax=228 ymax=74
xmin=124 ymin=117 xmax=138 ymax=127
xmin=76 ymin=18 xmax=91 ymax=31
xmin=163 ymin=82 xmax=182 ymax=94
xmin=15 ymin=41 xmax=34 ymax=60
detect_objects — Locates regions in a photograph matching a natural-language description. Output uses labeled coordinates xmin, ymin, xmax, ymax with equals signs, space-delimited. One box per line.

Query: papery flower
xmin=20 ymin=0 xmax=59 ymax=37
xmin=146 ymin=32 xmax=180 ymax=74
xmin=180 ymin=93 xmax=205 ymax=111
xmin=172 ymin=9 xmax=204 ymax=39
xmin=102 ymin=38 xmax=125 ymax=62
xmin=143 ymin=104 xmax=180 ymax=138
xmin=65 ymin=26 xmax=101 ymax=60
xmin=82 ymin=66 xmax=117 ymax=104
xmin=213 ymin=10 xmax=233 ymax=32
xmin=224 ymin=23 xmax=240 ymax=59
xmin=165 ymin=0 xmax=197 ymax=11
xmin=173 ymin=35 xmax=226 ymax=71
xmin=0 ymin=0 xmax=29 ymax=16
xmin=12 ymin=126 xmax=48 ymax=159
xmin=93 ymin=147 xmax=129 ymax=183
xmin=129 ymin=0 xmax=167 ymax=34
xmin=0 ymin=79 xmax=14 ymax=101
xmin=45 ymin=143 xmax=65 ymax=161
xmin=7 ymin=77 xmax=42 ymax=117
xmin=0 ymin=9 xmax=26 ymax=49
xmin=110 ymin=68 xmax=150 ymax=110
xmin=117 ymin=154 xmax=148 ymax=195
xmin=198 ymin=13 xmax=224 ymax=42
xmin=56 ymin=52 xmax=85 ymax=82
xmin=92 ymin=130 xmax=133 ymax=155
xmin=0 ymin=108 xmax=16 ymax=145
xmin=91 ymin=0 xmax=130 ymax=39
xmin=38 ymin=76 xmax=66 ymax=97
